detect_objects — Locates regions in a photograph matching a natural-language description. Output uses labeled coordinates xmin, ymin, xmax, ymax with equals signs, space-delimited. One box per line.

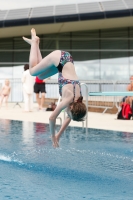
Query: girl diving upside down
xmin=23 ymin=28 xmax=87 ymax=148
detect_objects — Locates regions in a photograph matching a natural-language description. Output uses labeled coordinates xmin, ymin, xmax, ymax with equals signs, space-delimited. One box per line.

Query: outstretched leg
xmin=23 ymin=28 xmax=61 ymax=79
xmin=23 ymin=36 xmax=42 ymax=63
xmin=29 ymin=29 xmax=39 ymax=70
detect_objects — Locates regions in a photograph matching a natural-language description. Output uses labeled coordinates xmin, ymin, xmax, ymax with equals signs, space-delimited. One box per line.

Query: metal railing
xmin=0 ymin=78 xmax=132 ymax=130
xmin=0 ymin=78 xmax=130 ymax=111
xmin=56 ymin=83 xmax=88 ymax=131
xmin=87 ymin=80 xmax=116 ymax=113
xmin=81 ymin=83 xmax=88 ymax=131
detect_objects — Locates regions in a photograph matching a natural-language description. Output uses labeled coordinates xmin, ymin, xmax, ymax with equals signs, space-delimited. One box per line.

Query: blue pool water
xmin=0 ymin=119 xmax=133 ymax=200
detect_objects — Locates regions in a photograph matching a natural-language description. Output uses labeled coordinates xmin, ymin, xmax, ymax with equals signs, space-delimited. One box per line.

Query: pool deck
xmin=0 ymin=103 xmax=133 ymax=133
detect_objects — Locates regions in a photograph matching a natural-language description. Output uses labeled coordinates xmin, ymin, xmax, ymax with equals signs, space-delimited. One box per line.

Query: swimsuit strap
xmin=80 ymin=84 xmax=82 ymax=96
xmin=73 ymin=82 xmax=82 ymax=101
xmin=73 ymin=83 xmax=76 ymax=101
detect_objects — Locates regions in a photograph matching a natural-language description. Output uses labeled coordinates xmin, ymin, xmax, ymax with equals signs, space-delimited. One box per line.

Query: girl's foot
xmin=22 ymin=36 xmax=40 ymax=45
xmin=31 ymin=28 xmax=36 ymax=39
xmin=31 ymin=28 xmax=40 ymax=42
xmin=22 ymin=37 xmax=31 ymax=45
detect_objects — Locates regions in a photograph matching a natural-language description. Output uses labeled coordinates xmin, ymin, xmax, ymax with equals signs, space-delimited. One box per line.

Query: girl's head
xmin=5 ymin=79 xmax=10 ymax=86
xmin=66 ymin=97 xmax=87 ymax=121
xmin=24 ymin=64 xmax=29 ymax=71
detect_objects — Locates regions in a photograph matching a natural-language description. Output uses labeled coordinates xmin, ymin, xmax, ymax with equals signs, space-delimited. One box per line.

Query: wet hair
xmin=70 ymin=96 xmax=87 ymax=121
xmin=24 ymin=64 xmax=29 ymax=71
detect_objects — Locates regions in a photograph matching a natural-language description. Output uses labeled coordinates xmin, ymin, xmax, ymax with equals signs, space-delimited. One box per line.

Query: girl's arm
xmin=49 ymin=90 xmax=73 ymax=133
xmin=49 ymin=89 xmax=73 ymax=147
xmin=49 ymin=100 xmax=69 ymax=136
xmin=52 ymin=117 xmax=71 ymax=147
xmin=0 ymin=86 xmax=4 ymax=96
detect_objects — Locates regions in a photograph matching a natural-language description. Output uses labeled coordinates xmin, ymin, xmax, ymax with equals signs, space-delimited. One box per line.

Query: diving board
xmin=89 ymin=91 xmax=133 ymax=96
xmin=89 ymin=91 xmax=133 ymax=119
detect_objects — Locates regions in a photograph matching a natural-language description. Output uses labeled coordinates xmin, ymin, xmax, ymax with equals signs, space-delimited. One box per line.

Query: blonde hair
xmin=5 ymin=79 xmax=10 ymax=83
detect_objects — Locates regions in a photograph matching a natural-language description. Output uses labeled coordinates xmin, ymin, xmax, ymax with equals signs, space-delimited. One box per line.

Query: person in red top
xmin=34 ymin=76 xmax=46 ymax=110
xmin=125 ymin=75 xmax=133 ymax=106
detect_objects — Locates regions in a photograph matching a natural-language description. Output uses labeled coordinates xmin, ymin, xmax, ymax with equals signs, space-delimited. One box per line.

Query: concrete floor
xmin=0 ymin=103 xmax=132 ymax=133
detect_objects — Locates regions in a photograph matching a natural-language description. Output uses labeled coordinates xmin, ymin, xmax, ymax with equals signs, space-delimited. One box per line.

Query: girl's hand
xmin=52 ymin=135 xmax=59 ymax=148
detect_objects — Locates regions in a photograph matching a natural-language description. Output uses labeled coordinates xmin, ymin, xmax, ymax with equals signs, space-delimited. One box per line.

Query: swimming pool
xmin=0 ymin=119 xmax=133 ymax=200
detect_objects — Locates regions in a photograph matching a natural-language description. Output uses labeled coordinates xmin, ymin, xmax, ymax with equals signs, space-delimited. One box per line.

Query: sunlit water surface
xmin=0 ymin=119 xmax=133 ymax=200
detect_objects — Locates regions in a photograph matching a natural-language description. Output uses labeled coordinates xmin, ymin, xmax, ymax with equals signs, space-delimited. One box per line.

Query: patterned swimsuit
xmin=57 ymin=51 xmax=82 ymax=97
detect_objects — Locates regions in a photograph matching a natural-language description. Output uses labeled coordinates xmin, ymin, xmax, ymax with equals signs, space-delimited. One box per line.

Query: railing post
xmin=81 ymin=83 xmax=88 ymax=131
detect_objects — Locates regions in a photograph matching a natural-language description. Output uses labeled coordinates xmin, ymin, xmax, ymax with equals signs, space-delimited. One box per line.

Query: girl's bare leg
xmin=23 ymin=30 xmax=42 ymax=74
xmin=23 ymin=36 xmax=42 ymax=63
xmin=35 ymin=93 xmax=41 ymax=109
xmin=0 ymin=95 xmax=4 ymax=107
xmin=29 ymin=29 xmax=39 ymax=70
xmin=23 ymin=28 xmax=60 ymax=79
xmin=40 ymin=92 xmax=45 ymax=109
xmin=5 ymin=96 xmax=9 ymax=109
